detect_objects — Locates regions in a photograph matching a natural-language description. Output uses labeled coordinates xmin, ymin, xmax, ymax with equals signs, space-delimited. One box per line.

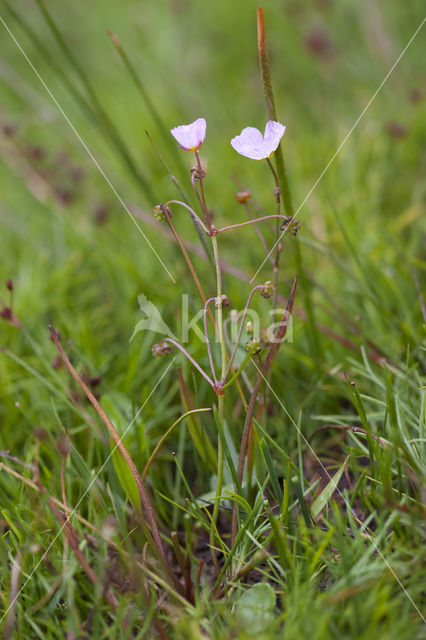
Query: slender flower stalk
xmin=203 ymin=297 xmax=220 ymax=384
xmin=160 ymin=205 xmax=208 ymax=309
xmin=194 ymin=150 xmax=210 ymax=227
xmin=222 ymin=284 xmax=263 ymax=382
xmin=210 ymin=234 xmax=227 ymax=569
xmin=164 ymin=200 xmax=209 ymax=234
xmin=162 ymin=338 xmax=216 ymax=388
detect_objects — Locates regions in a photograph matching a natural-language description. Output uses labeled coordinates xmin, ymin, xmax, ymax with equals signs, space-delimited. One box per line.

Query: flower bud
xmin=215 ymin=294 xmax=230 ymax=309
xmin=260 ymin=281 xmax=275 ymax=299
xmin=152 ymin=340 xmax=172 ymax=357
xmin=236 ymin=190 xmax=251 ymax=204
xmin=246 ymin=321 xmax=254 ymax=335
xmin=245 ymin=337 xmax=261 ymax=356
xmin=6 ymin=279 xmax=13 ymax=292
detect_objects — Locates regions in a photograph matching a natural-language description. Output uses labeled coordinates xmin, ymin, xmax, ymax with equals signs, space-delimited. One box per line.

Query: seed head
xmin=279 ymin=216 xmax=300 ymax=236
xmin=260 ymin=281 xmax=275 ymax=299
xmin=215 ymin=294 xmax=230 ymax=309
xmin=152 ymin=340 xmax=172 ymax=358
xmin=191 ymin=163 xmax=207 ymax=180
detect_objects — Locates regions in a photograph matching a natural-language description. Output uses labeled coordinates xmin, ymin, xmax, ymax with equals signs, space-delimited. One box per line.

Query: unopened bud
xmin=236 ymin=190 xmax=251 ymax=204
xmin=215 ymin=295 xmax=230 ymax=309
xmin=245 ymin=337 xmax=261 ymax=356
xmin=260 ymin=281 xmax=275 ymax=299
xmin=246 ymin=321 xmax=254 ymax=335
xmin=152 ymin=340 xmax=172 ymax=358
xmin=6 ymin=279 xmax=13 ymax=292
xmin=0 ymin=306 xmax=12 ymax=321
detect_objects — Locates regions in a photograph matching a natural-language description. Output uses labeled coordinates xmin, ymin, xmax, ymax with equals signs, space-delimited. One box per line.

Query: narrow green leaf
xmin=310 ymin=457 xmax=349 ymax=519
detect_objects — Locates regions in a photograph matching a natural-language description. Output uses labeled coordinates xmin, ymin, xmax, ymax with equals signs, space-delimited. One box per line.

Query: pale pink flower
xmin=170 ymin=117 xmax=206 ymax=151
xmin=231 ymin=120 xmax=286 ymax=160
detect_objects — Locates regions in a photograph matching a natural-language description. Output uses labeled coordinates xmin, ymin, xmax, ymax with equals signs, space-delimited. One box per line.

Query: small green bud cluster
xmin=152 ymin=205 xmax=172 ymax=222
xmin=245 ymin=337 xmax=261 ymax=356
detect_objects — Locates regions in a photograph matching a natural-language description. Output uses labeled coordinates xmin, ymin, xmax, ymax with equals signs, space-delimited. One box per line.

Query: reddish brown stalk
xmin=257 ymin=7 xmax=293 ymax=216
xmin=231 ymin=275 xmax=298 ymax=544
xmin=48 ymin=326 xmax=183 ymax=594
xmin=194 ymin=150 xmax=211 ymax=228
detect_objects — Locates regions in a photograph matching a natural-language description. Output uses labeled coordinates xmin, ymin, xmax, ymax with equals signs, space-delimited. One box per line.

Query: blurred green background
xmin=0 ymin=1 xmax=425 ymax=635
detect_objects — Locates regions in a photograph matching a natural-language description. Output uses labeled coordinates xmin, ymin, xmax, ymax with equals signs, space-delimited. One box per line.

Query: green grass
xmin=0 ymin=0 xmax=425 ymax=638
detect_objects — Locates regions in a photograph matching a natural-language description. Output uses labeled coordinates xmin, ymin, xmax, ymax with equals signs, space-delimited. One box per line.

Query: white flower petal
xmin=231 ymin=120 xmax=286 ymax=160
xmin=170 ymin=117 xmax=206 ymax=151
xmin=264 ymin=120 xmax=286 ymax=144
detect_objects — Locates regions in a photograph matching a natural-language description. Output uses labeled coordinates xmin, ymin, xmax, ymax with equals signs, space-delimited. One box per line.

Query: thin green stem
xmin=210 ymin=235 xmax=227 ymax=571
xmin=165 ymin=200 xmax=209 ymax=234
xmin=211 ymin=397 xmax=224 ymax=568
xmin=221 ymin=352 xmax=252 ymax=390
xmin=211 ymin=237 xmax=227 ymax=379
